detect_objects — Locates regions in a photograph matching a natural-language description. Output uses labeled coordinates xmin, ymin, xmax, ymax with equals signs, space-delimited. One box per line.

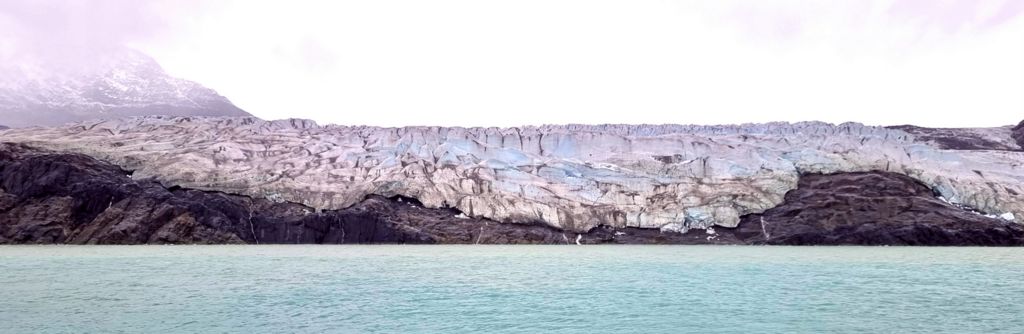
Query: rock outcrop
xmin=1014 ymin=121 xmax=1024 ymax=149
xmin=1 ymin=117 xmax=1022 ymax=235
xmin=732 ymin=172 xmax=1024 ymax=246
xmin=2 ymin=143 xmax=1020 ymax=245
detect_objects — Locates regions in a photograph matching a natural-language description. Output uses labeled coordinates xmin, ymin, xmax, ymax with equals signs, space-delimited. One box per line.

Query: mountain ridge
xmin=0 ymin=48 xmax=250 ymax=128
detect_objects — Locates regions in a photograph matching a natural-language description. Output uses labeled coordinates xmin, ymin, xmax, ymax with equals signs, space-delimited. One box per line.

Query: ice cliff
xmin=1 ymin=116 xmax=1022 ymax=233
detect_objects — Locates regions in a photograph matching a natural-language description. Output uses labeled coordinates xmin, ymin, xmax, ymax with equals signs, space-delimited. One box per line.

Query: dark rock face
xmin=888 ymin=125 xmax=1020 ymax=151
xmin=733 ymin=172 xmax=1024 ymax=246
xmin=1 ymin=143 xmax=1021 ymax=245
xmin=0 ymin=143 xmax=242 ymax=244
xmin=1013 ymin=121 xmax=1024 ymax=149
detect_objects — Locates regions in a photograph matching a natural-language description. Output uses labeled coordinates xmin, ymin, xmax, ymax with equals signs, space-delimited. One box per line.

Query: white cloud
xmin=10 ymin=0 xmax=1021 ymax=127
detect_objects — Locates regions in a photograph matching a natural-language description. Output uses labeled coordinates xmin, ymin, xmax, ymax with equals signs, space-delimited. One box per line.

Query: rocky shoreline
xmin=2 ymin=143 xmax=1020 ymax=246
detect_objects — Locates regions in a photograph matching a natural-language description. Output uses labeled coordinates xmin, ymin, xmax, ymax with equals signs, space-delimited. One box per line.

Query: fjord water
xmin=1 ymin=246 xmax=1022 ymax=333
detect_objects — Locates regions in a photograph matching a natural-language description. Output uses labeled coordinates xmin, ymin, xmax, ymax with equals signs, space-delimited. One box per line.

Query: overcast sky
xmin=3 ymin=0 xmax=1023 ymax=127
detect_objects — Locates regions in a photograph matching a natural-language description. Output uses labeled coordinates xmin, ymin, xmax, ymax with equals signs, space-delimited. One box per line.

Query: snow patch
xmin=940 ymin=195 xmax=1016 ymax=222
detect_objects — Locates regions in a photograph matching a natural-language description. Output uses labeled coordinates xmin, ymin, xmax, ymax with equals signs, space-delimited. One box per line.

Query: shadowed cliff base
xmin=1 ymin=143 xmax=1021 ymax=246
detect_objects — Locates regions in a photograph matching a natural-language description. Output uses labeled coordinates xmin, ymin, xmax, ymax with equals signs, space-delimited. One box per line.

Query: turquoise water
xmin=1 ymin=246 xmax=1022 ymax=333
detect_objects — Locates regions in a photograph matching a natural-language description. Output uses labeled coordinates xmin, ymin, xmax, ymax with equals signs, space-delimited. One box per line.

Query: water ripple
xmin=1 ymin=245 xmax=1022 ymax=333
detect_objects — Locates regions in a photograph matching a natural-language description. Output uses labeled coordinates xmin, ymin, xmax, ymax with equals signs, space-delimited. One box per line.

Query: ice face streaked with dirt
xmin=2 ymin=116 xmax=1022 ymax=233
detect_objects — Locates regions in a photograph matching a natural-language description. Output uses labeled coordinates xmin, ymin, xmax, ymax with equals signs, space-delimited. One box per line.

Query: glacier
xmin=2 ymin=116 xmax=1022 ymax=234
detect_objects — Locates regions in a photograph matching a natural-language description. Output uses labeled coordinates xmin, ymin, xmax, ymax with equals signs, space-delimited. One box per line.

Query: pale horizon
xmin=2 ymin=0 xmax=1023 ymax=127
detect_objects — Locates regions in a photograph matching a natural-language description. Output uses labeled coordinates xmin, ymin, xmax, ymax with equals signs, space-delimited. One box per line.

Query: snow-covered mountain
xmin=0 ymin=48 xmax=250 ymax=128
